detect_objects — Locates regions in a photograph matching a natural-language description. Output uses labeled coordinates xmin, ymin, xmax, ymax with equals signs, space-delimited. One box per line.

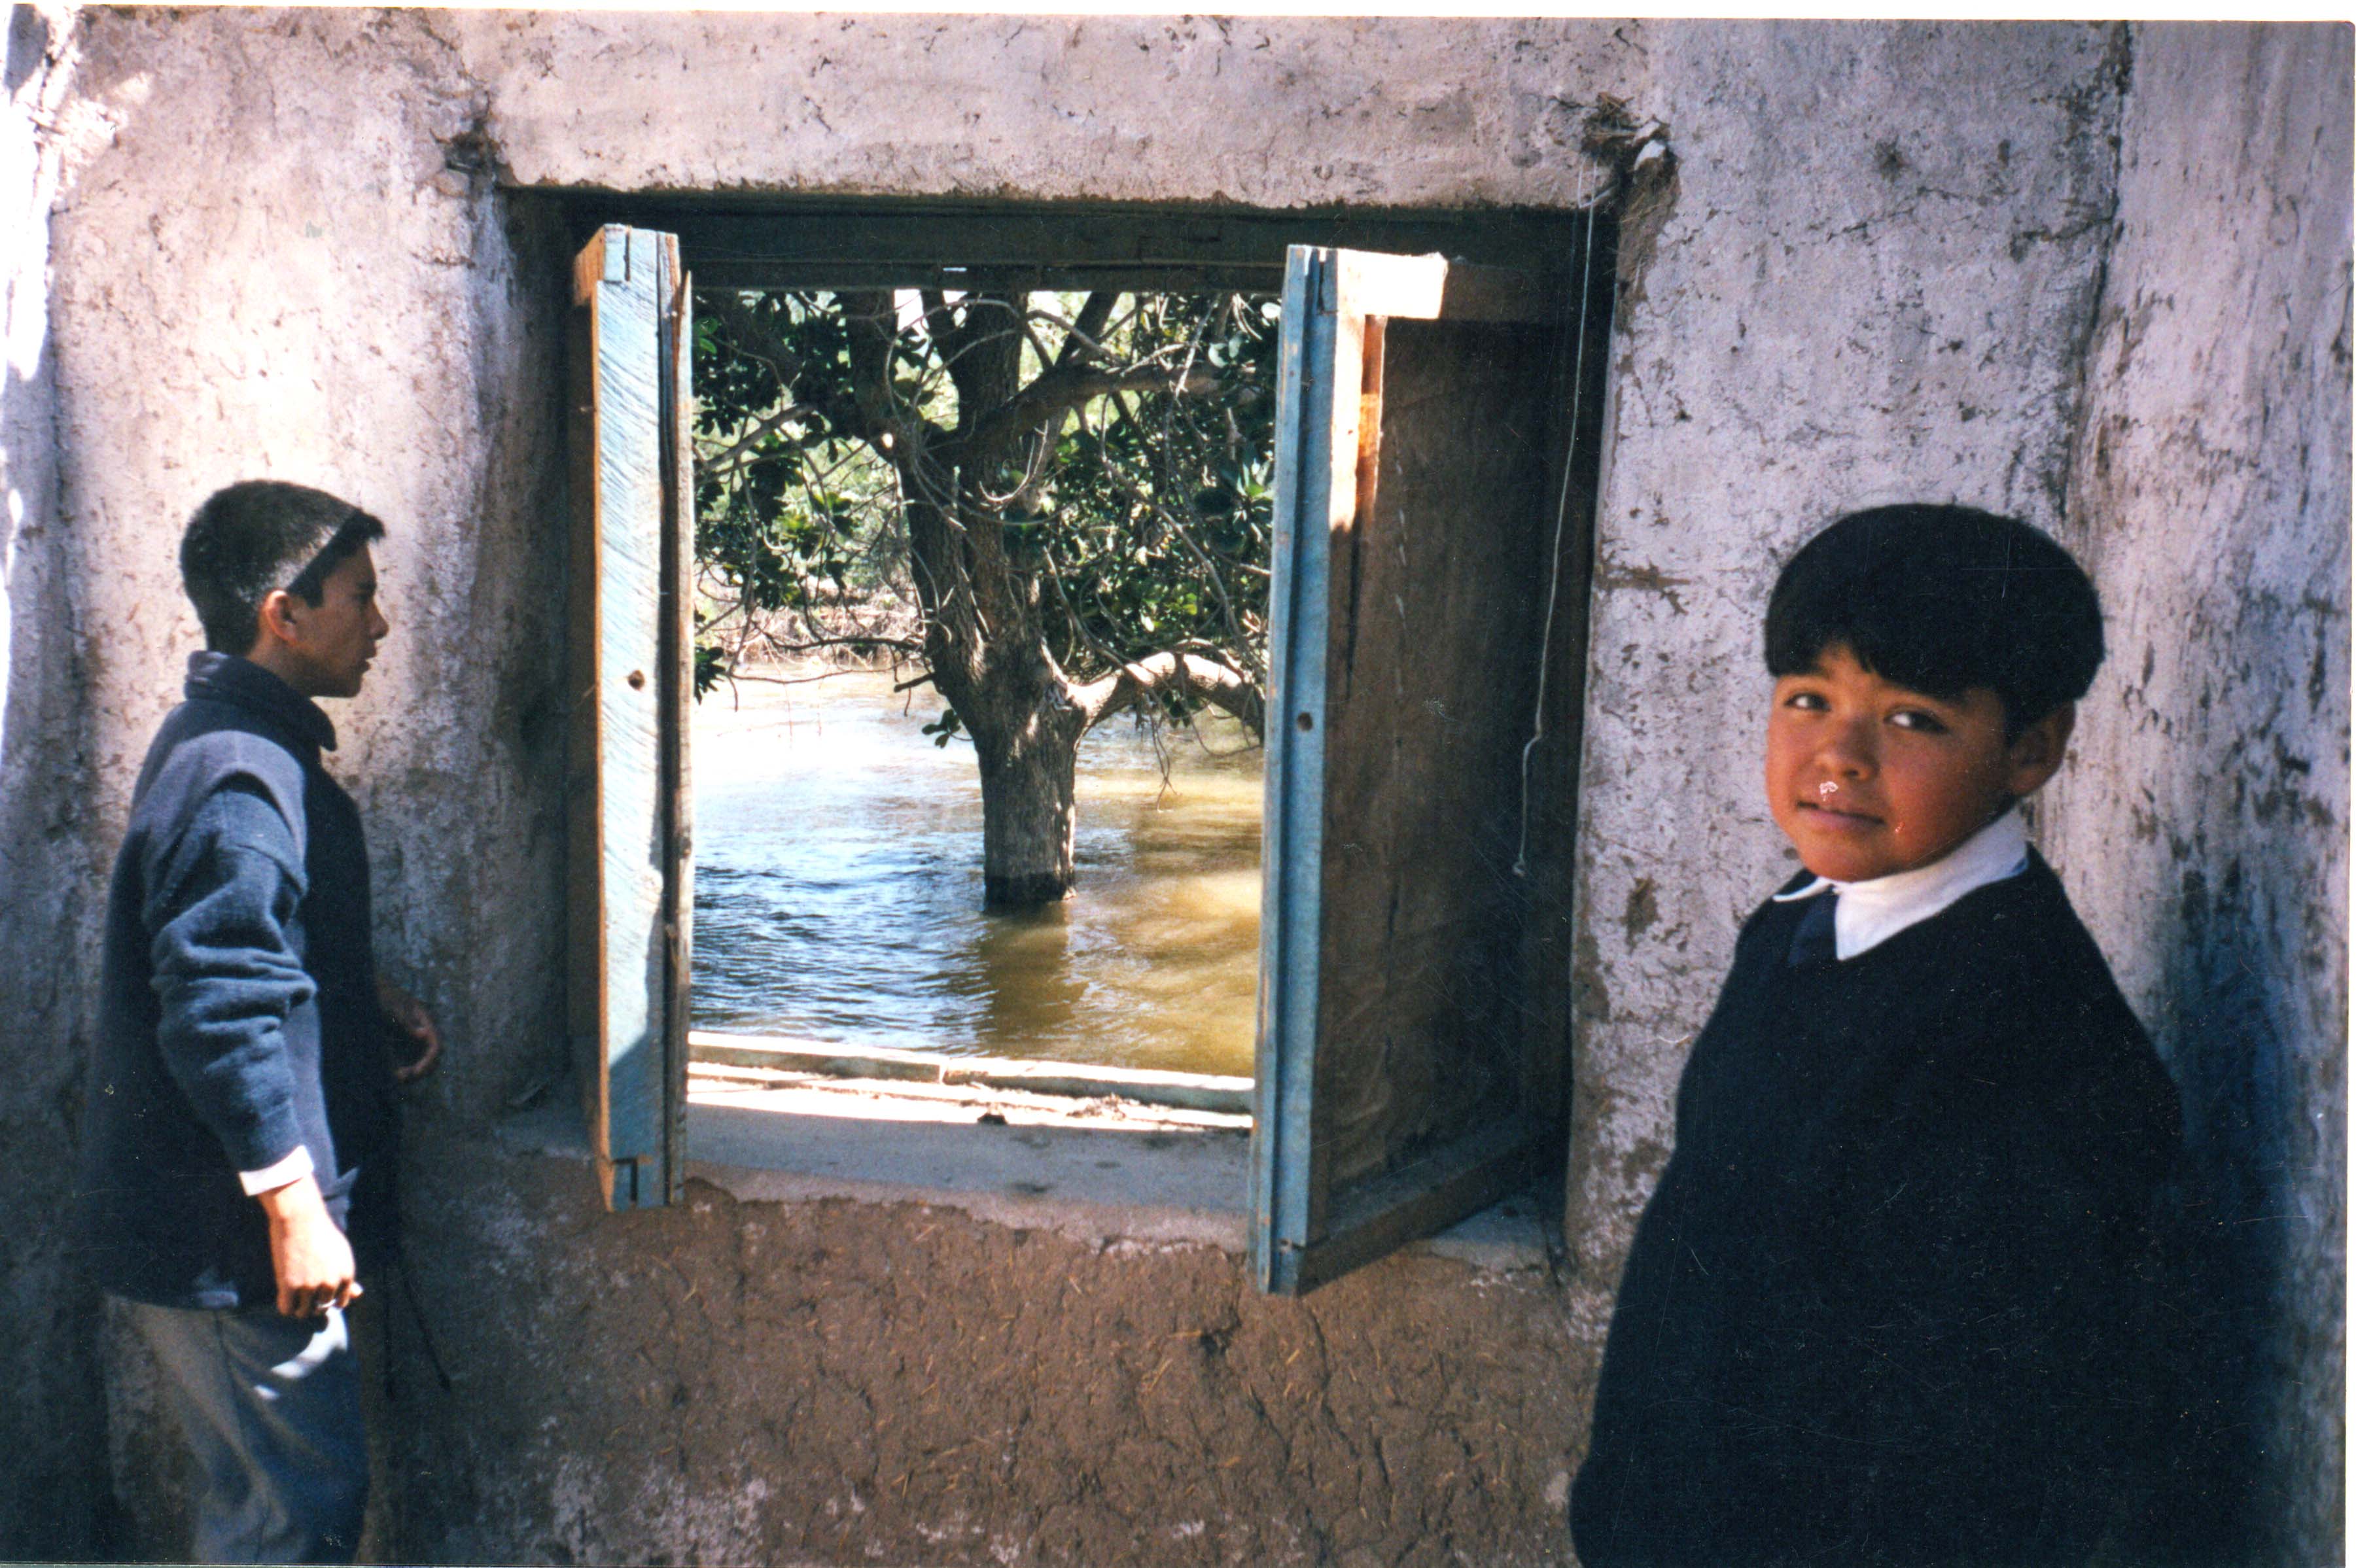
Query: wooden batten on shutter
xmin=567 ymin=224 xmax=694 ymax=1211
xmin=1252 ymin=244 xmax=1600 ymax=1294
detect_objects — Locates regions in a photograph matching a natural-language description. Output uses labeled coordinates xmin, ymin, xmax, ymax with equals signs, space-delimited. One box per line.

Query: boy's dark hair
xmin=1765 ymin=503 xmax=2104 ymax=734
xmin=180 ymin=481 xmax=386 ymax=654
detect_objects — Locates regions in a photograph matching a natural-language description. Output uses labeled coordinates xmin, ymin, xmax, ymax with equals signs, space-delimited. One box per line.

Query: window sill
xmin=495 ymin=1060 xmax=1553 ymax=1272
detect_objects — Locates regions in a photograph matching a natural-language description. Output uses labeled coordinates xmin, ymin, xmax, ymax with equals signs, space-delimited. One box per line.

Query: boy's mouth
xmin=1797 ymin=799 xmax=1882 ymax=829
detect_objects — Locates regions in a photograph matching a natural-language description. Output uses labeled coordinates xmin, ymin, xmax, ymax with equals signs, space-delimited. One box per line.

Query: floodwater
xmin=691 ymin=667 xmax=1263 ymax=1079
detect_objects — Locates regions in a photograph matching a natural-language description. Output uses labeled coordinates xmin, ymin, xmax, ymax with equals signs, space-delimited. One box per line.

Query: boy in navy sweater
xmin=77 ymin=481 xmax=440 ymax=1562
xmin=1571 ymin=506 xmax=2181 ymax=1567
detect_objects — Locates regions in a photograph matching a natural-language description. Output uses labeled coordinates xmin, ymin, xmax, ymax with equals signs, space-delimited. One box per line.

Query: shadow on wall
xmin=3 ymin=9 xmax=117 ymax=1557
xmin=2139 ymin=858 xmax=2325 ymax=1565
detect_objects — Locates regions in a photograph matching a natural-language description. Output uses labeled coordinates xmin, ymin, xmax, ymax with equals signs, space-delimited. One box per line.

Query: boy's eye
xmin=1888 ymin=708 xmax=1948 ymax=733
xmin=1782 ymin=691 xmax=1829 ymax=711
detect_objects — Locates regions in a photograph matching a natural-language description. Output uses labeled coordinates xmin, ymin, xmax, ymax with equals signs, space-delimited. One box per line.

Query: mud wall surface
xmin=1560 ymin=17 xmax=2127 ymax=1312
xmin=18 ymin=5 xmax=576 ymax=1556
xmin=2043 ymin=25 xmax=2351 ymax=1565
xmin=113 ymin=1152 xmax=1585 ymax=1566
xmin=5 ymin=10 xmax=2344 ymax=1563
xmin=0 ymin=2 xmax=114 ymax=1554
xmin=1567 ymin=18 xmax=2349 ymax=1563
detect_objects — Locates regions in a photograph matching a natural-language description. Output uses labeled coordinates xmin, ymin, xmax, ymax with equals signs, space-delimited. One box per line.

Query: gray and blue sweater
xmin=76 ymin=652 xmax=398 ymax=1310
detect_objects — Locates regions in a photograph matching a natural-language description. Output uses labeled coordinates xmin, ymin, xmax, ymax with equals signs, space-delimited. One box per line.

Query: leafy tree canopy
xmin=691 ymin=287 xmax=1279 ymax=739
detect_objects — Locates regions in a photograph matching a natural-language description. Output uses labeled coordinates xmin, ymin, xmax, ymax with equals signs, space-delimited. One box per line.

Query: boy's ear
xmin=2004 ymin=701 xmax=2075 ymax=797
xmin=250 ymin=587 xmax=302 ymax=657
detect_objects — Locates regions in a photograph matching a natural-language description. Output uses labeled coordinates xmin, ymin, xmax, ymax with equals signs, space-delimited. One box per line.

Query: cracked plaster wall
xmin=1569 ymin=20 xmax=2347 ymax=1565
xmin=2044 ymin=25 xmax=2349 ymax=1564
xmin=0 ymin=2 xmax=114 ymax=1554
xmin=1564 ymin=16 xmax=2128 ymax=1297
xmin=5 ymin=10 xmax=2344 ymax=1563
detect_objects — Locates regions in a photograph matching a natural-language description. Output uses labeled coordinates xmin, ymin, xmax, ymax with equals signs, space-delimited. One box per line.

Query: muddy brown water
xmin=691 ymin=665 xmax=1263 ymax=1078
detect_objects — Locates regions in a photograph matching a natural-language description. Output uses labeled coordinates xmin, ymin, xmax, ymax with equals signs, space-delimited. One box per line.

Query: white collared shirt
xmin=1769 ymin=809 xmax=2031 ymax=962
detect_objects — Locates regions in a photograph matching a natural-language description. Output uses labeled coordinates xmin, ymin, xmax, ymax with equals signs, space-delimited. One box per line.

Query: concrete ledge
xmin=690 ymin=1090 xmax=1253 ymax=1252
xmin=690 ymin=1029 xmax=1255 ymax=1115
xmin=498 ymin=1079 xmax=1551 ymax=1272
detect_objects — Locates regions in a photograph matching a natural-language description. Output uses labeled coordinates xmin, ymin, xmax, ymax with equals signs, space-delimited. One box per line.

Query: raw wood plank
xmin=660 ymin=235 xmax=694 ymax=1206
xmin=1312 ymin=317 xmax=1556 ymax=1194
xmin=569 ymin=225 xmax=678 ymax=1210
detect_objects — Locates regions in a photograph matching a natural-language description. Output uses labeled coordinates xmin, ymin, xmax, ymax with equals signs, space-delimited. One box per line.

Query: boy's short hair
xmin=1765 ymin=503 xmax=2104 ymax=733
xmin=180 ymin=481 xmax=387 ymax=654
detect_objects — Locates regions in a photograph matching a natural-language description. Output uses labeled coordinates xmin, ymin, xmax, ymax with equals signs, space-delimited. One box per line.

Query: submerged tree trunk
xmin=955 ymin=649 xmax=1264 ymax=909
xmin=972 ymin=709 xmax=1084 ymax=909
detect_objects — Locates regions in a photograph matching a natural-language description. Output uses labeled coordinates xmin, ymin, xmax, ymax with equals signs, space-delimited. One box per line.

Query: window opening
xmin=686 ymin=285 xmax=1276 ymax=1090
xmin=563 ymin=203 xmax=1616 ymax=1294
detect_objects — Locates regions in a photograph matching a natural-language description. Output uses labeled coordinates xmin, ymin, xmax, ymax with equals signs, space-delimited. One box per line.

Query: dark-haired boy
xmin=77 ymin=480 xmax=441 ymax=1563
xmin=1570 ymin=506 xmax=2181 ymax=1567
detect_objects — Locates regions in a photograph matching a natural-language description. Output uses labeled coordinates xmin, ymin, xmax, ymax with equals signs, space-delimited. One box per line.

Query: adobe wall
xmin=1570 ymin=23 xmax=2349 ymax=1562
xmin=2044 ymin=25 xmax=2351 ymax=1561
xmin=0 ymin=1 xmax=113 ymax=1553
xmin=1 ymin=10 xmax=2341 ymax=1563
xmin=1558 ymin=14 xmax=2127 ymax=1284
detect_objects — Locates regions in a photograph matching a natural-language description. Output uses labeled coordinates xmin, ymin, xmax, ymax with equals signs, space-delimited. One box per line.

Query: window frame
xmin=562 ymin=201 xmax=1613 ymax=1293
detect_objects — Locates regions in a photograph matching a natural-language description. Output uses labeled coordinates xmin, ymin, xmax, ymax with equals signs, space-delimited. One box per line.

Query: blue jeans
xmin=118 ymin=1297 xmax=368 ymax=1564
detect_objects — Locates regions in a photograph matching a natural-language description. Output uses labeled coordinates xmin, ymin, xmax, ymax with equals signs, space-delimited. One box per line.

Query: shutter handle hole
xmin=627 ymin=670 xmax=646 ymax=690
xmin=1295 ymin=712 xmax=1314 ymax=731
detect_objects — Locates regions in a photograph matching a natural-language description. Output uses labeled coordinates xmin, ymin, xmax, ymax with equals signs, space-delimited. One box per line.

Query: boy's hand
xmin=379 ymin=977 xmax=443 ymax=1083
xmin=256 ymin=1173 xmax=362 ymax=1319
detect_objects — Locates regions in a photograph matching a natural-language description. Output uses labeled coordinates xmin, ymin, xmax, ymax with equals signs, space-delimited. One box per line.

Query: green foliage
xmin=1029 ymin=294 xmax=1279 ymax=701
xmin=692 ymin=294 xmax=901 ymax=621
xmin=691 ymin=288 xmax=1275 ymax=721
xmin=919 ymin=707 xmax=964 ymax=748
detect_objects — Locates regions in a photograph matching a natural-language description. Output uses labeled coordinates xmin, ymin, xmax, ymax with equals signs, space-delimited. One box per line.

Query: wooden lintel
xmin=573 ymin=203 xmax=1589 ymax=296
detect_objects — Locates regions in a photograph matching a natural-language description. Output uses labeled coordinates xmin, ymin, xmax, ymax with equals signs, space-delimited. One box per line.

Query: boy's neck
xmin=1774 ymin=810 xmax=2031 ymax=962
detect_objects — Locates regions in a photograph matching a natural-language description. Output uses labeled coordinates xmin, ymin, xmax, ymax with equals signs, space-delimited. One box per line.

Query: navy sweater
xmin=77 ymin=653 xmax=398 ymax=1310
xmin=1571 ymin=855 xmax=2181 ymax=1567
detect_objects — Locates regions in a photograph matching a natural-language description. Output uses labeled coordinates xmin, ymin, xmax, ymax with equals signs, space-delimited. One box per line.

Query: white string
xmin=1513 ymin=157 xmax=1605 ymax=880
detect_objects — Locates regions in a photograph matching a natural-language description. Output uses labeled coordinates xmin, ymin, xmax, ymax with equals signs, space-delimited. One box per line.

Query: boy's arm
xmin=146 ymin=780 xmax=356 ymax=1316
xmin=145 ymin=781 xmax=315 ymax=1173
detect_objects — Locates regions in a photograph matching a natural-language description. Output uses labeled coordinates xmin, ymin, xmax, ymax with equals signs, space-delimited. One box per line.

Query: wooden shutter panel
xmin=567 ymin=225 xmax=695 ymax=1211
xmin=1252 ymin=247 xmax=1594 ymax=1293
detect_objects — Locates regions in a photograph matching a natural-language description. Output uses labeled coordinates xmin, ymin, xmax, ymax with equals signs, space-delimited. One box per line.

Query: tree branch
xmin=1052 ymin=291 xmax=1119 ymax=370
xmin=701 ymin=402 xmax=815 ymax=478
xmin=749 ymin=633 xmax=924 ymax=657
xmin=1072 ymin=649 xmax=1264 ymax=739
xmin=967 ymin=362 xmax=1220 ymax=471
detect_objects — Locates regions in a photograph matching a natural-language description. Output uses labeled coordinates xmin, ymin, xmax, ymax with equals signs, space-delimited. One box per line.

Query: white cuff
xmin=238 ymin=1145 xmax=315 ymax=1196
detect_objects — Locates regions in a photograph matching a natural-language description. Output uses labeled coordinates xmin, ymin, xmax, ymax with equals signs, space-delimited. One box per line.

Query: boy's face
xmin=1765 ymin=644 xmax=2071 ymax=884
xmin=257 ymin=546 xmax=389 ymax=699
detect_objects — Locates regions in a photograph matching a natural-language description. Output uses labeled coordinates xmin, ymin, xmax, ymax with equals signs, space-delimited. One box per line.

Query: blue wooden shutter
xmin=1253 ymin=247 xmax=1584 ymax=1293
xmin=567 ymin=226 xmax=694 ymax=1211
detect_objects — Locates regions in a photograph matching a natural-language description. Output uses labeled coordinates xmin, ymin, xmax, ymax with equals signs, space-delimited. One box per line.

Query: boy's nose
xmin=1816 ymin=720 xmax=1875 ymax=776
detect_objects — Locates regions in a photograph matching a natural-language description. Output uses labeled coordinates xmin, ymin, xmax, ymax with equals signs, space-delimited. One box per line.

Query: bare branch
xmin=1072 ymin=649 xmax=1265 ymax=739
xmin=967 ymin=362 xmax=1220 ymax=470
xmin=1049 ymin=291 xmax=1120 ymax=370
xmin=746 ymin=633 xmax=924 ymax=657
xmin=701 ymin=402 xmax=818 ymax=478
